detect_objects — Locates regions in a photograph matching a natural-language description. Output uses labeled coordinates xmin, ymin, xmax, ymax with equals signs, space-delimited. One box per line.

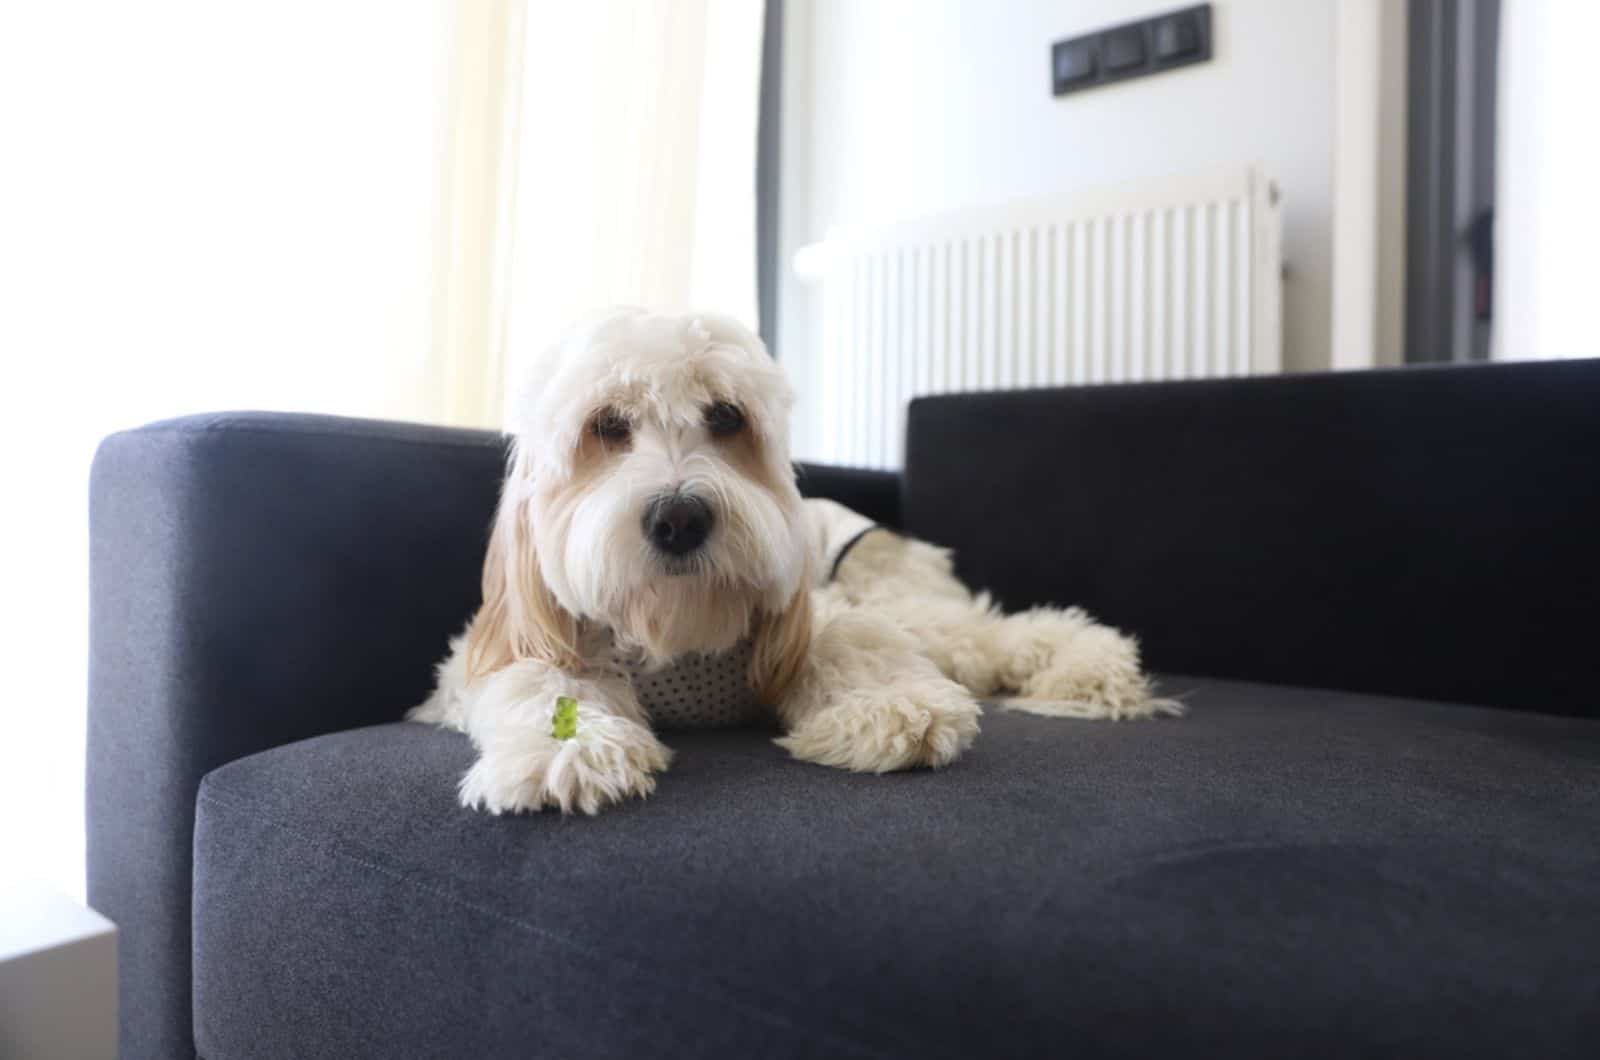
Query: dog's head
xmin=468 ymin=308 xmax=811 ymax=702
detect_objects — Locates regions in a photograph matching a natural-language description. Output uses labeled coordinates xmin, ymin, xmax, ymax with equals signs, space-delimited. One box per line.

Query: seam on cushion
xmin=195 ymin=787 xmax=905 ymax=1060
xmin=120 ymin=422 xmax=505 ymax=454
xmin=792 ymin=464 xmax=898 ymax=483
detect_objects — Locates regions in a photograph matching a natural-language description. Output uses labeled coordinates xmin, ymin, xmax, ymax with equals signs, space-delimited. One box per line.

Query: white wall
xmin=1493 ymin=1 xmax=1600 ymax=359
xmin=1331 ymin=0 xmax=1408 ymax=368
xmin=780 ymin=0 xmax=1350 ymax=458
xmin=1373 ymin=0 xmax=1409 ymax=364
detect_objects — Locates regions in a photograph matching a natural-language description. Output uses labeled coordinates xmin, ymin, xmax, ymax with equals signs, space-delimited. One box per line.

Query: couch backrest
xmin=904 ymin=359 xmax=1600 ymax=717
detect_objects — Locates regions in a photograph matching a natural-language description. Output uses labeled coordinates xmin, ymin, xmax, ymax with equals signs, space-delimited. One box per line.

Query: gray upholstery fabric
xmin=193 ymin=677 xmax=1600 ymax=1060
xmin=86 ymin=411 xmax=903 ymax=1059
xmin=89 ymin=413 xmax=506 ymax=1060
xmin=905 ymin=359 xmax=1600 ymax=717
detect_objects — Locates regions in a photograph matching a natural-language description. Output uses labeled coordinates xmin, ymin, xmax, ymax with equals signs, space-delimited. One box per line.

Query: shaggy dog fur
xmin=410 ymin=308 xmax=1176 ymax=814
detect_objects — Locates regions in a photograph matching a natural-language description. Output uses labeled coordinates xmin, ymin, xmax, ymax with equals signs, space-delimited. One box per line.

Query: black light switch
xmin=1103 ymin=26 xmax=1147 ymax=72
xmin=1051 ymin=4 xmax=1211 ymax=97
xmin=1153 ymin=11 xmax=1201 ymax=61
xmin=1052 ymin=38 xmax=1098 ymax=89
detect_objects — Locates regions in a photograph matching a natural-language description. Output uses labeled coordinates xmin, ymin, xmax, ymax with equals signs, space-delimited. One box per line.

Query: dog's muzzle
xmin=642 ymin=493 xmax=713 ymax=557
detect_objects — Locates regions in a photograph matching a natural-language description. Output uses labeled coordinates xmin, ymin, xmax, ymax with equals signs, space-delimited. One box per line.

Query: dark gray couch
xmin=88 ymin=360 xmax=1600 ymax=1059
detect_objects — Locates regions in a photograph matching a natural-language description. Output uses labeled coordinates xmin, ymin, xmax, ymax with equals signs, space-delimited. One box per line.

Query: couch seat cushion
xmin=192 ymin=677 xmax=1600 ymax=1059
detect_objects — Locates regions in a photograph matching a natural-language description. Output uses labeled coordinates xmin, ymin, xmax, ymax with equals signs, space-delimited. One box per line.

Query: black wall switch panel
xmin=1053 ymin=38 xmax=1099 ymax=87
xmin=1153 ymin=10 xmax=1203 ymax=61
xmin=1051 ymin=3 xmax=1211 ymax=97
xmin=1103 ymin=26 xmax=1147 ymax=72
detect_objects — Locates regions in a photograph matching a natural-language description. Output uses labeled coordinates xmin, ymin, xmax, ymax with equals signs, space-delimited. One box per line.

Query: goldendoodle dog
xmin=410 ymin=308 xmax=1176 ymax=814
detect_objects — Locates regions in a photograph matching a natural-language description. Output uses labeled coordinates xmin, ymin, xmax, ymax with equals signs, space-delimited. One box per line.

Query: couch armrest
xmin=795 ymin=462 xmax=902 ymax=529
xmin=88 ymin=412 xmax=506 ymax=1059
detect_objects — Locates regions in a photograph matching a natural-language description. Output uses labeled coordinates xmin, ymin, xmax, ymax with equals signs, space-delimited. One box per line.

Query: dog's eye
xmin=590 ymin=408 xmax=631 ymax=444
xmin=705 ymin=401 xmax=745 ymax=437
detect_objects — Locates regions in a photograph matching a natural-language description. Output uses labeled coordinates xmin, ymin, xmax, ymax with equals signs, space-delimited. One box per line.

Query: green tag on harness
xmin=552 ymin=696 xmax=579 ymax=740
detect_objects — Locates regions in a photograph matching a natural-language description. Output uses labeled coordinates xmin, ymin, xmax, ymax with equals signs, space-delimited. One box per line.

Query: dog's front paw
xmin=460 ymin=706 xmax=672 ymax=815
xmin=1012 ymin=625 xmax=1182 ymax=720
xmin=777 ymin=678 xmax=981 ymax=773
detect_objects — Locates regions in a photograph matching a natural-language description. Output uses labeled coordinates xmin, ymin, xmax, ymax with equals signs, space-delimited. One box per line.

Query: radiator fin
xmin=796 ymin=168 xmax=1282 ymax=467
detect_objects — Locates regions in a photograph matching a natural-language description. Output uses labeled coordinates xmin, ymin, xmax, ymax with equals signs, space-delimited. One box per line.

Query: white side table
xmin=0 ymin=878 xmax=117 ymax=1060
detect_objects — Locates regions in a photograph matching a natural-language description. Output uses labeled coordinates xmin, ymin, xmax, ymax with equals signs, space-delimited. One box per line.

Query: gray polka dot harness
xmin=613 ymin=638 xmax=760 ymax=729
xmin=612 ymin=499 xmax=884 ymax=729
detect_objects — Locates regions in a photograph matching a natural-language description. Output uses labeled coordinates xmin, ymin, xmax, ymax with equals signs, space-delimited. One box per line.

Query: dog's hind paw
xmin=776 ymin=678 xmax=982 ymax=773
xmin=1010 ymin=625 xmax=1181 ymax=720
xmin=1004 ymin=691 xmax=1184 ymax=720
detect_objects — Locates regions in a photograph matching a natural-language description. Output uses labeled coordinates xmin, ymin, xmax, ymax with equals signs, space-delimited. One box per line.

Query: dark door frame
xmin=1405 ymin=0 xmax=1499 ymax=363
xmin=756 ymin=0 xmax=784 ymax=356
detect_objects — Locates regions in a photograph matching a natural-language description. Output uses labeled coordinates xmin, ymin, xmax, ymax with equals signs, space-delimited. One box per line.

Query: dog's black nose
xmin=643 ymin=494 xmax=713 ymax=556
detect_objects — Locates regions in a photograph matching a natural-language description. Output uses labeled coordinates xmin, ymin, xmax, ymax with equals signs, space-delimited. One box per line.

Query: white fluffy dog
xmin=410 ymin=308 xmax=1176 ymax=814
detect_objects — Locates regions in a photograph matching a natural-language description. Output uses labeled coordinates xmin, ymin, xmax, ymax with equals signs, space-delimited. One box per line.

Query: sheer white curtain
xmin=477 ymin=0 xmax=766 ymax=425
xmin=0 ymin=0 xmax=765 ymax=898
xmin=0 ymin=0 xmax=453 ymax=898
xmin=236 ymin=0 xmax=769 ymax=429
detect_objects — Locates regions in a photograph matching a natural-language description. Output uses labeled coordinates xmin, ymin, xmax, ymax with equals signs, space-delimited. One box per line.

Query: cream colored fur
xmin=409 ymin=308 xmax=1175 ymax=816
xmin=817 ymin=521 xmax=1180 ymax=721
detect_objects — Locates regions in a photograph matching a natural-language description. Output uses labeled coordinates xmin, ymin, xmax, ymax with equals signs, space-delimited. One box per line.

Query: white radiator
xmin=793 ymin=167 xmax=1283 ymax=468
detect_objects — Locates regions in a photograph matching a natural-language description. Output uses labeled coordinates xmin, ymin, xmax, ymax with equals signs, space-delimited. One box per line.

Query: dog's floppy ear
xmin=750 ymin=574 xmax=813 ymax=706
xmin=465 ymin=467 xmax=583 ymax=678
